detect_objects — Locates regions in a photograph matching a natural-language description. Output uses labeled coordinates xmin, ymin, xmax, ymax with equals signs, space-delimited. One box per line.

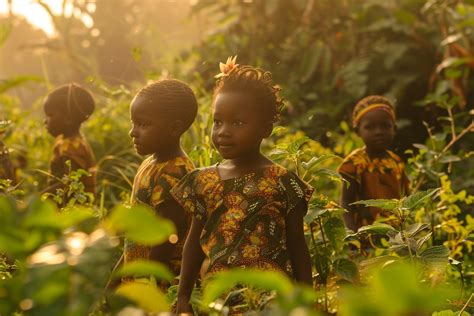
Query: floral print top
xmin=49 ymin=134 xmax=96 ymax=194
xmin=171 ymin=163 xmax=314 ymax=277
xmin=124 ymin=155 xmax=194 ymax=276
xmin=338 ymin=147 xmax=410 ymax=228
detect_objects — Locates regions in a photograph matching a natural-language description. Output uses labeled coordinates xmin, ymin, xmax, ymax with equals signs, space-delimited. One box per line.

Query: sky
xmin=0 ymin=0 xmax=92 ymax=36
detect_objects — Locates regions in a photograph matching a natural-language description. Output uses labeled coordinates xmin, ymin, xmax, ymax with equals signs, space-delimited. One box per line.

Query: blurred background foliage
xmin=0 ymin=0 xmax=474 ymax=315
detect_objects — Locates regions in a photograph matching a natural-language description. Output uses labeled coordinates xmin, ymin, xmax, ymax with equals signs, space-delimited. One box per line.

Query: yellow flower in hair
xmin=215 ymin=55 xmax=239 ymax=78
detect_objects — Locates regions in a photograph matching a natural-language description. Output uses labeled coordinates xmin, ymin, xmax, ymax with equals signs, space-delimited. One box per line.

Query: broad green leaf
xmin=58 ymin=207 xmax=96 ymax=228
xmin=301 ymin=154 xmax=340 ymax=171
xmin=287 ymin=137 xmax=310 ymax=155
xmin=115 ymin=260 xmax=173 ymax=281
xmin=359 ymin=255 xmax=400 ymax=270
xmin=0 ymin=196 xmax=16 ymax=225
xmin=0 ymin=75 xmax=44 ymax=94
xmin=405 ymin=223 xmax=429 ymax=237
xmin=356 ymin=223 xmax=396 ymax=235
xmin=105 ymin=204 xmax=175 ymax=245
xmin=202 ymin=269 xmax=293 ymax=306
xmin=414 ymin=232 xmax=432 ymax=252
xmin=351 ymin=199 xmax=399 ymax=210
xmin=116 ymin=282 xmax=170 ymax=312
xmin=401 ymin=189 xmax=440 ymax=211
xmin=418 ymin=246 xmax=449 ymax=267
xmin=333 ymin=258 xmax=359 ymax=283
xmin=323 ymin=217 xmax=346 ymax=251
xmin=432 ymin=310 xmax=470 ymax=316
xmin=23 ymin=199 xmax=61 ymax=229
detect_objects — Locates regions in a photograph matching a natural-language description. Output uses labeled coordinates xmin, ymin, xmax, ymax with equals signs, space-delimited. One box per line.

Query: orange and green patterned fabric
xmin=338 ymin=147 xmax=410 ymax=228
xmin=124 ymin=155 xmax=194 ymax=276
xmin=49 ymin=134 xmax=96 ymax=194
xmin=171 ymin=163 xmax=314 ymax=278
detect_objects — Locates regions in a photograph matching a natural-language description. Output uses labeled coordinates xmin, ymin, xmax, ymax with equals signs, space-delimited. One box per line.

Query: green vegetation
xmin=1 ymin=0 xmax=473 ymax=315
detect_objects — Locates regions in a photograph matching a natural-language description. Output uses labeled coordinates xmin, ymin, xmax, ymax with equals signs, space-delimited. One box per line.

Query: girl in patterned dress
xmin=124 ymin=79 xmax=198 ymax=283
xmin=338 ymin=95 xmax=410 ymax=232
xmin=43 ymin=83 xmax=96 ymax=199
xmin=172 ymin=58 xmax=314 ymax=314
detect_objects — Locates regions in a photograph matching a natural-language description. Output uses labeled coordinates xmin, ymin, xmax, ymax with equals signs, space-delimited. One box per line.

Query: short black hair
xmin=213 ymin=65 xmax=284 ymax=123
xmin=136 ymin=79 xmax=198 ymax=131
xmin=45 ymin=83 xmax=95 ymax=124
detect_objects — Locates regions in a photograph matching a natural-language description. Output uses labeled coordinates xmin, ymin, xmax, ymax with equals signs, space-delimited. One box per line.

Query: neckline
xmin=214 ymin=162 xmax=276 ymax=182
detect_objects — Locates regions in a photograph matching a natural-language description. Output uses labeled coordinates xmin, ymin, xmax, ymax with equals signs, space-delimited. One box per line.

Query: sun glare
xmin=0 ymin=0 xmax=92 ymax=37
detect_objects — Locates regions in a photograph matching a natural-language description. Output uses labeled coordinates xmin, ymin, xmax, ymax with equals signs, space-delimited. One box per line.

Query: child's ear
xmin=169 ymin=120 xmax=184 ymax=137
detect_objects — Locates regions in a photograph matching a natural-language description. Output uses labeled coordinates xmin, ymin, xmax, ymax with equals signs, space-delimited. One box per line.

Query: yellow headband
xmin=353 ymin=103 xmax=395 ymax=127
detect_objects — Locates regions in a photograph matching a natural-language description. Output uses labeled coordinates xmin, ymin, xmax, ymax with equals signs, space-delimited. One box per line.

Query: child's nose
xmin=218 ymin=123 xmax=231 ymax=137
xmin=129 ymin=127 xmax=137 ymax=138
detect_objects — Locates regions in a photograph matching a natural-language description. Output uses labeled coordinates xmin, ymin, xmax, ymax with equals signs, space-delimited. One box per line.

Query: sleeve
xmin=281 ymin=171 xmax=314 ymax=216
xmin=337 ymin=157 xmax=359 ymax=183
xmin=150 ymin=160 xmax=195 ymax=209
xmin=170 ymin=169 xmax=207 ymax=220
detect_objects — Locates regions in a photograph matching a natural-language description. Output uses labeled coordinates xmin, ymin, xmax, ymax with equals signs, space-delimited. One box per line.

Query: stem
xmin=309 ymin=223 xmax=328 ymax=312
xmin=458 ymin=292 xmax=473 ymax=316
xmin=317 ymin=218 xmax=327 ymax=248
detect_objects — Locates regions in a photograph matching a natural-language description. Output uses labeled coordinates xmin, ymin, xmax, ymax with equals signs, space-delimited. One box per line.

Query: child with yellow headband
xmin=338 ymin=95 xmax=410 ymax=232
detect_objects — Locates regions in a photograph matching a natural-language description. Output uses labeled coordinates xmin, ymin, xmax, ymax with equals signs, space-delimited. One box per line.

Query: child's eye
xmin=232 ymin=120 xmax=244 ymax=126
xmin=213 ymin=120 xmax=222 ymax=126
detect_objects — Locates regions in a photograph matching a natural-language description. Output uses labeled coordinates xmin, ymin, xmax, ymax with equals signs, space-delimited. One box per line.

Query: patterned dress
xmin=171 ymin=163 xmax=314 ymax=278
xmin=124 ymin=156 xmax=195 ymax=277
xmin=337 ymin=147 xmax=410 ymax=228
xmin=49 ymin=134 xmax=96 ymax=194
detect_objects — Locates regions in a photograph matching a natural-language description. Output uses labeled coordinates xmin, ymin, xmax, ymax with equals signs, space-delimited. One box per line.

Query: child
xmin=338 ymin=95 xmax=410 ymax=232
xmin=171 ymin=58 xmax=314 ymax=314
xmin=124 ymin=79 xmax=197 ymax=281
xmin=43 ymin=83 xmax=96 ymax=199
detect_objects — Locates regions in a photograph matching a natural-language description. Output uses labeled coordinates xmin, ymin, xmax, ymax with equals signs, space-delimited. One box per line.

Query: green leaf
xmin=333 ymin=258 xmax=359 ymax=283
xmin=23 ymin=199 xmax=61 ymax=230
xmin=418 ymin=246 xmax=449 ymax=267
xmin=115 ymin=260 xmax=173 ymax=281
xmin=202 ymin=269 xmax=293 ymax=306
xmin=116 ymin=282 xmax=170 ymax=312
xmin=359 ymin=255 xmax=400 ymax=270
xmin=401 ymin=189 xmax=439 ymax=211
xmin=405 ymin=223 xmax=429 ymax=237
xmin=287 ymin=137 xmax=311 ymax=155
xmin=0 ymin=196 xmax=16 ymax=226
xmin=301 ymin=154 xmax=340 ymax=172
xmin=356 ymin=223 xmax=396 ymax=235
xmin=351 ymin=199 xmax=399 ymax=210
xmin=105 ymin=204 xmax=175 ymax=245
xmin=323 ymin=217 xmax=346 ymax=251
xmin=432 ymin=310 xmax=470 ymax=316
xmin=0 ymin=75 xmax=44 ymax=93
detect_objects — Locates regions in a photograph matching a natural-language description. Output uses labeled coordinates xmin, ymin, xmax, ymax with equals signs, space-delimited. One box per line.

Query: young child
xmin=171 ymin=58 xmax=314 ymax=314
xmin=338 ymin=95 xmax=410 ymax=232
xmin=43 ymin=83 xmax=96 ymax=199
xmin=124 ymin=79 xmax=197 ymax=282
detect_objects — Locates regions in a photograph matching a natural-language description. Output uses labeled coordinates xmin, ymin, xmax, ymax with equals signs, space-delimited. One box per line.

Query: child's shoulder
xmin=140 ymin=155 xmax=195 ymax=177
xmin=386 ymin=150 xmax=403 ymax=163
xmin=54 ymin=135 xmax=90 ymax=155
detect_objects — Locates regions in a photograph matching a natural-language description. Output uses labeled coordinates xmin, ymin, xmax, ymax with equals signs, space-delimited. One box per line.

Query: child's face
xmin=43 ymin=100 xmax=69 ymax=137
xmin=212 ymin=92 xmax=270 ymax=160
xmin=357 ymin=109 xmax=395 ymax=153
xmin=129 ymin=96 xmax=171 ymax=156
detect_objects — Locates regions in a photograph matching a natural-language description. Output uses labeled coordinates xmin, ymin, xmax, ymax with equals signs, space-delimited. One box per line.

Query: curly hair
xmin=213 ymin=65 xmax=284 ymax=123
xmin=136 ymin=79 xmax=198 ymax=131
xmin=352 ymin=95 xmax=395 ymax=128
xmin=45 ymin=83 xmax=95 ymax=124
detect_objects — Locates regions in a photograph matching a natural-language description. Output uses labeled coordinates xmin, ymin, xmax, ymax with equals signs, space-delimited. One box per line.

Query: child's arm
xmin=286 ymin=202 xmax=312 ymax=285
xmin=176 ymin=216 xmax=205 ymax=314
xmin=149 ymin=199 xmax=187 ymax=264
xmin=340 ymin=176 xmax=358 ymax=232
